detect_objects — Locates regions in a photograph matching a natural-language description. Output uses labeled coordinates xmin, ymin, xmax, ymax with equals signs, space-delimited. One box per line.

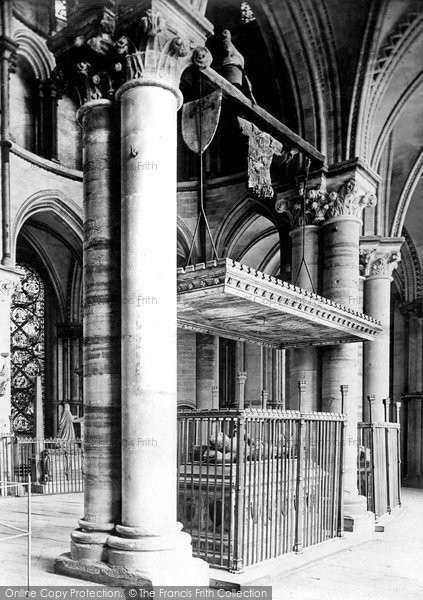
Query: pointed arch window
xmin=10 ymin=264 xmax=45 ymax=435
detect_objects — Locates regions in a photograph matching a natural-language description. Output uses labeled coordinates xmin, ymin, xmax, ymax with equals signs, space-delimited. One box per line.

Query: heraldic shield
xmin=182 ymin=89 xmax=223 ymax=155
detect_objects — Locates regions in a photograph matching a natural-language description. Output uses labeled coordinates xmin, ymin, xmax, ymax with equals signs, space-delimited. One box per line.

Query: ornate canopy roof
xmin=177 ymin=259 xmax=382 ymax=348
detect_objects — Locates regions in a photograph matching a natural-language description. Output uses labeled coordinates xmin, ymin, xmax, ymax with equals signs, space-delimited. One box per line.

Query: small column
xmin=196 ymin=333 xmax=218 ymax=409
xmin=367 ymin=395 xmax=375 ymax=424
xmin=383 ymin=397 xmax=391 ymax=423
xmin=211 ymin=385 xmax=219 ymax=409
xmin=244 ymin=343 xmax=261 ymax=407
xmin=236 ymin=372 xmax=248 ymax=409
xmin=33 ymin=376 xmax=44 ymax=440
xmin=0 ymin=0 xmax=17 ymax=266
xmin=320 ymin=176 xmax=377 ymax=531
xmin=395 ymin=401 xmax=401 ymax=424
xmin=276 ymin=190 xmax=323 ymax=411
xmin=297 ymin=379 xmax=307 ymax=412
xmin=36 ymin=81 xmax=46 ymax=157
xmin=361 ymin=241 xmax=402 ymax=422
xmin=106 ymin=11 xmax=211 ymax=585
xmin=68 ymin=99 xmax=121 ymax=563
xmin=0 ymin=269 xmax=21 ymax=434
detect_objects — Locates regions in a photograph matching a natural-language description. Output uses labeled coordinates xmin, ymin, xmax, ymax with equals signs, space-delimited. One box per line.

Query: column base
xmin=55 ymin=553 xmax=209 ymax=587
xmin=343 ymin=491 xmax=374 ymax=533
xmin=107 ymin=529 xmax=209 ymax=586
xmin=70 ymin=529 xmax=111 ymax=563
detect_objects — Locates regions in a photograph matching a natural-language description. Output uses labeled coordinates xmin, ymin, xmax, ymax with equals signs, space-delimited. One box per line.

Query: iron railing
xmin=0 ymin=436 xmax=83 ymax=495
xmin=357 ymin=422 xmax=401 ymax=519
xmin=0 ymin=436 xmax=14 ymax=496
xmin=177 ymin=409 xmax=345 ymax=571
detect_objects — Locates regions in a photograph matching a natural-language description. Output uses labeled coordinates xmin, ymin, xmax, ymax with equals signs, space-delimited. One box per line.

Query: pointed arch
xmin=12 ymin=189 xmax=83 ymax=263
xmin=14 ymin=29 xmax=55 ymax=81
xmin=390 ymin=148 xmax=423 ymax=238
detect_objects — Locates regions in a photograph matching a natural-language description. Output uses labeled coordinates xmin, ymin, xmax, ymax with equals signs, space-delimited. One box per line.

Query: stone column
xmin=320 ymin=176 xmax=376 ymax=530
xmin=290 ymin=225 xmax=320 ymax=410
xmin=276 ymin=188 xmax=325 ymax=410
xmin=361 ymin=241 xmax=402 ymax=422
xmin=236 ymin=372 xmax=248 ymax=409
xmin=0 ymin=270 xmax=21 ymax=434
xmin=67 ymin=100 xmax=121 ymax=563
xmin=0 ymin=0 xmax=17 ymax=266
xmin=106 ymin=15 xmax=211 ymax=585
xmin=196 ymin=333 xmax=218 ymax=409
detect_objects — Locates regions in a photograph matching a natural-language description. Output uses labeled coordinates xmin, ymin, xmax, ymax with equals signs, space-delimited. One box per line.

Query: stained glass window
xmin=10 ymin=264 xmax=45 ymax=435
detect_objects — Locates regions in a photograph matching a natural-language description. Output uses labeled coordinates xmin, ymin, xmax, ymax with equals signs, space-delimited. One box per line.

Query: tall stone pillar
xmin=360 ymin=240 xmax=402 ymax=422
xmin=49 ymin=1 xmax=213 ymax=583
xmin=105 ymin=10 xmax=212 ymax=586
xmin=276 ymin=187 xmax=325 ymax=410
xmin=320 ymin=175 xmax=377 ymax=530
xmin=67 ymin=100 xmax=121 ymax=563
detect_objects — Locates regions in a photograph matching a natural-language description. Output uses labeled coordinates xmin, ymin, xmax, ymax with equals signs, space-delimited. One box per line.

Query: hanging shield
xmin=182 ymin=89 xmax=223 ymax=155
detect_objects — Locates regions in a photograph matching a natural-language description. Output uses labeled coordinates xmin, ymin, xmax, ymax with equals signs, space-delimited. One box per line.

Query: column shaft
xmin=361 ymin=241 xmax=402 ymax=422
xmin=106 ymin=78 xmax=208 ymax=586
xmin=321 ymin=216 xmax=368 ymax=529
xmin=363 ymin=276 xmax=392 ymax=422
xmin=0 ymin=0 xmax=15 ymax=266
xmin=71 ymin=100 xmax=121 ymax=561
xmin=119 ymin=83 xmax=177 ymax=532
xmin=289 ymin=226 xmax=320 ymax=410
xmin=196 ymin=333 xmax=218 ymax=409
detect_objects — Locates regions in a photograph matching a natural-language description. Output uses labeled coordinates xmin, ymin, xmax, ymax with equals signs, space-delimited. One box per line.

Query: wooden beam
xmin=200 ymin=66 xmax=325 ymax=166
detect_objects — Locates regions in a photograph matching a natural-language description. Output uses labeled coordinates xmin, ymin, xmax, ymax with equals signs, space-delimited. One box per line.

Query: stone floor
xmin=0 ymin=488 xmax=422 ymax=598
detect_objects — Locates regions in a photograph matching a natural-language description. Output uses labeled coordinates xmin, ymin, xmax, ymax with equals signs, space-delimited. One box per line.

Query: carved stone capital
xmin=360 ymin=250 xmax=401 ymax=278
xmin=324 ymin=178 xmax=376 ymax=220
xmin=275 ymin=184 xmax=329 ymax=228
xmin=360 ymin=237 xmax=403 ymax=279
xmin=51 ymin=7 xmax=118 ymax=106
xmin=115 ymin=10 xmax=212 ymax=102
xmin=54 ymin=7 xmax=212 ymax=107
